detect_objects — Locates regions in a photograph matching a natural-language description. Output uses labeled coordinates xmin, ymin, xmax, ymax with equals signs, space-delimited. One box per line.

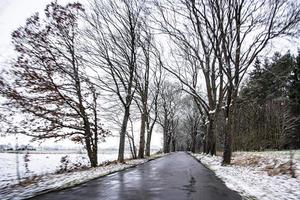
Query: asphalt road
xmin=30 ymin=152 xmax=242 ymax=200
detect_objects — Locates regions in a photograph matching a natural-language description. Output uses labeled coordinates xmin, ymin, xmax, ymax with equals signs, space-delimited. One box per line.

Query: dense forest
xmin=235 ymin=52 xmax=300 ymax=150
xmin=0 ymin=0 xmax=299 ymax=167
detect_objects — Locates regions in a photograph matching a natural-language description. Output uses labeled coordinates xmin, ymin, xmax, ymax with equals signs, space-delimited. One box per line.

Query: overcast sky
xmin=0 ymin=0 xmax=71 ymax=63
xmin=0 ymin=0 xmax=163 ymax=149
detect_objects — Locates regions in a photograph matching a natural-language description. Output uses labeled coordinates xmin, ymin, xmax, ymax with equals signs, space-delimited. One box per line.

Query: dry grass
xmin=216 ymin=151 xmax=223 ymax=156
xmin=231 ymin=152 xmax=297 ymax=178
xmin=231 ymin=155 xmax=264 ymax=167
xmin=264 ymin=160 xmax=296 ymax=177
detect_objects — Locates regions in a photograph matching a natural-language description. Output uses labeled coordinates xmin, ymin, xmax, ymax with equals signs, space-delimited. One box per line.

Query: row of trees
xmin=154 ymin=0 xmax=300 ymax=164
xmin=0 ymin=0 xmax=164 ymax=166
xmin=0 ymin=0 xmax=300 ymax=167
xmin=152 ymin=51 xmax=300 ymax=156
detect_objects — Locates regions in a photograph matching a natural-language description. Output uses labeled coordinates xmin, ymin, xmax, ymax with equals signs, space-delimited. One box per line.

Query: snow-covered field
xmin=0 ymin=153 xmax=164 ymax=200
xmin=191 ymin=150 xmax=300 ymax=200
xmin=0 ymin=151 xmax=130 ymax=188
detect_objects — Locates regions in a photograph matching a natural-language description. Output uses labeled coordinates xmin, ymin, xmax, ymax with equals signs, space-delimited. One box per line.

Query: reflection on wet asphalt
xmin=30 ymin=152 xmax=242 ymax=200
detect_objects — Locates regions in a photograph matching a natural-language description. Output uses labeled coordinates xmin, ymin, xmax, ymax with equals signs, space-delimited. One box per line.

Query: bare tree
xmin=135 ymin=27 xmax=152 ymax=159
xmin=82 ymin=0 xmax=148 ymax=162
xmin=181 ymin=95 xmax=202 ymax=153
xmin=134 ymin=29 xmax=164 ymax=157
xmin=157 ymin=82 xmax=181 ymax=153
xmin=0 ymin=2 xmax=109 ymax=167
xmin=127 ymin=117 xmax=138 ymax=159
xmin=145 ymin=55 xmax=163 ymax=156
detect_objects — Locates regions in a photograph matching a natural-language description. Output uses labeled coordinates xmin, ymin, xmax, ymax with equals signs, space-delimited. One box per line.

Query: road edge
xmin=21 ymin=153 xmax=168 ymax=200
xmin=187 ymin=152 xmax=256 ymax=200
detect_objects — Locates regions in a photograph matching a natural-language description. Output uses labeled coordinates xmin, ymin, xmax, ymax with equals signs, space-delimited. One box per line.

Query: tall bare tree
xmin=157 ymin=82 xmax=181 ymax=153
xmin=135 ymin=28 xmax=152 ymax=158
xmin=145 ymin=55 xmax=163 ymax=156
xmin=134 ymin=28 xmax=164 ymax=158
xmin=181 ymin=95 xmax=202 ymax=153
xmin=82 ymin=0 xmax=148 ymax=162
xmin=210 ymin=0 xmax=300 ymax=164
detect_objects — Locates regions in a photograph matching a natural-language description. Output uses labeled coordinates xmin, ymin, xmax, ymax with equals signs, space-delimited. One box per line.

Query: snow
xmin=191 ymin=151 xmax=300 ymax=200
xmin=0 ymin=151 xmax=130 ymax=187
xmin=0 ymin=153 xmax=165 ymax=200
xmin=208 ymin=109 xmax=216 ymax=114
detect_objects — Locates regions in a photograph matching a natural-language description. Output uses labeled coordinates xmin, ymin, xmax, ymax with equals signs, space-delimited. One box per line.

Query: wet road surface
xmin=30 ymin=152 xmax=242 ymax=200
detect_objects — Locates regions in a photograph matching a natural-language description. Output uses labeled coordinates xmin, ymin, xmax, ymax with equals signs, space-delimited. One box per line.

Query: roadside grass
xmin=189 ymin=150 xmax=300 ymax=200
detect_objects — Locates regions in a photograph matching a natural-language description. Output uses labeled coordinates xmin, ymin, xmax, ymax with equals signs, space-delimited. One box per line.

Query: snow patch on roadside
xmin=0 ymin=154 xmax=165 ymax=200
xmin=191 ymin=152 xmax=300 ymax=200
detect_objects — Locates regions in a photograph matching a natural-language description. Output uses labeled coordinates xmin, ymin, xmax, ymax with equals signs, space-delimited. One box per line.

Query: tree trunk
xmin=164 ymin=134 xmax=171 ymax=153
xmin=195 ymin=134 xmax=201 ymax=153
xmin=222 ymin=115 xmax=233 ymax=165
xmin=163 ymin=132 xmax=168 ymax=153
xmin=132 ymin=140 xmax=137 ymax=158
xmin=167 ymin=136 xmax=171 ymax=153
xmin=91 ymin=139 xmax=98 ymax=167
xmin=164 ymin=135 xmax=171 ymax=153
xmin=91 ymin=148 xmax=98 ymax=167
xmin=222 ymin=92 xmax=236 ymax=165
xmin=145 ymin=118 xmax=151 ymax=156
xmin=191 ymin=126 xmax=197 ymax=153
xmin=85 ymin=138 xmax=97 ymax=167
xmin=127 ymin=133 xmax=137 ymax=159
xmin=203 ymin=138 xmax=207 ymax=153
xmin=118 ymin=107 xmax=130 ymax=163
xmin=163 ymin=109 xmax=169 ymax=153
xmin=138 ymin=104 xmax=147 ymax=158
xmin=171 ymin=137 xmax=176 ymax=152
xmin=146 ymin=97 xmax=159 ymax=156
xmin=205 ymin=115 xmax=216 ymax=155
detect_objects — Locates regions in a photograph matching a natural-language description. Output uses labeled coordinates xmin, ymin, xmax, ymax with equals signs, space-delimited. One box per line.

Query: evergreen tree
xmin=238 ymin=51 xmax=299 ymax=150
xmin=285 ymin=50 xmax=300 ymax=149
